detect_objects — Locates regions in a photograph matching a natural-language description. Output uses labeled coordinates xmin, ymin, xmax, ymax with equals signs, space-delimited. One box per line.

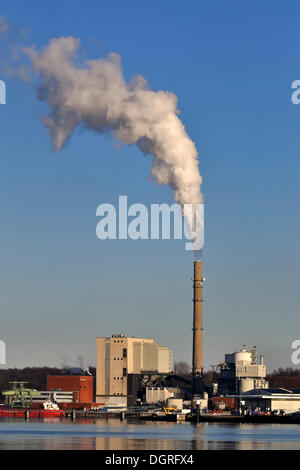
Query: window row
xmin=113 ymin=369 xmax=127 ymax=379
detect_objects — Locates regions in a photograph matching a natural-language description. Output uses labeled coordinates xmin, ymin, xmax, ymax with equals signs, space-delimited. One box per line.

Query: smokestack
xmin=192 ymin=260 xmax=204 ymax=395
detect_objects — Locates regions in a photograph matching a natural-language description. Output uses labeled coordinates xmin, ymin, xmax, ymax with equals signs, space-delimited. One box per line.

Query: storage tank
xmin=235 ymin=346 xmax=252 ymax=365
xmin=225 ymin=347 xmax=252 ymax=365
xmin=240 ymin=378 xmax=254 ymax=393
xmin=167 ymin=398 xmax=183 ymax=410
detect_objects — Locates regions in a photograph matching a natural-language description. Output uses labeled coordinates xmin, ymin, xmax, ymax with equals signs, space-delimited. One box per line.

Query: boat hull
xmin=0 ymin=408 xmax=65 ymax=418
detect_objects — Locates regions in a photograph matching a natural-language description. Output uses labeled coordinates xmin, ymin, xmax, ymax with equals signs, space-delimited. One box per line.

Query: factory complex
xmin=2 ymin=260 xmax=300 ymax=418
xmin=4 ymin=338 xmax=299 ymax=418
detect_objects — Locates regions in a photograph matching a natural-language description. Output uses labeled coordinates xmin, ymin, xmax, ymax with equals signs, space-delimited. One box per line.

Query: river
xmin=0 ymin=418 xmax=300 ymax=450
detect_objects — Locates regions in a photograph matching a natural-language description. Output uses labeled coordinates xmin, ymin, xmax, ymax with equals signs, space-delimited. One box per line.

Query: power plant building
xmin=213 ymin=345 xmax=269 ymax=396
xmin=96 ymin=334 xmax=172 ymax=406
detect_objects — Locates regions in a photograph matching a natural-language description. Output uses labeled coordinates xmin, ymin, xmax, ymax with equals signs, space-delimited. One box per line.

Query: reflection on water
xmin=0 ymin=418 xmax=299 ymax=450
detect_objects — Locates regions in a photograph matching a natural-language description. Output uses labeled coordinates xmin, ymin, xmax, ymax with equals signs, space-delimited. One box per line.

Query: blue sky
xmin=0 ymin=0 xmax=299 ymax=372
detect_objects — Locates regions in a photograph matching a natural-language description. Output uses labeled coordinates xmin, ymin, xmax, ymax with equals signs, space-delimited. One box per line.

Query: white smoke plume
xmin=24 ymin=37 xmax=203 ymax=231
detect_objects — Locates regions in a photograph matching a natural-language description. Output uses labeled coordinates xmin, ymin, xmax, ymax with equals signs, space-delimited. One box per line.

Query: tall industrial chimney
xmin=192 ymin=260 xmax=204 ymax=395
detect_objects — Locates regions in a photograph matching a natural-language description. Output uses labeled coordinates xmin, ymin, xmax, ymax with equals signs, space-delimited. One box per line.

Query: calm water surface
xmin=0 ymin=418 xmax=300 ymax=450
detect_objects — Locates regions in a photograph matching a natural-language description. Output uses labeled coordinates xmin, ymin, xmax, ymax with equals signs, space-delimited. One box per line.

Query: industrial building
xmin=96 ymin=334 xmax=172 ymax=406
xmin=233 ymin=388 xmax=300 ymax=413
xmin=145 ymin=387 xmax=180 ymax=404
xmin=47 ymin=375 xmax=94 ymax=403
xmin=212 ymin=345 xmax=269 ymax=396
xmin=25 ymin=391 xmax=75 ymax=404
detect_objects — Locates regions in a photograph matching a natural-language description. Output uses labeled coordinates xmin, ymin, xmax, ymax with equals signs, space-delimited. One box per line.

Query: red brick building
xmin=47 ymin=375 xmax=94 ymax=403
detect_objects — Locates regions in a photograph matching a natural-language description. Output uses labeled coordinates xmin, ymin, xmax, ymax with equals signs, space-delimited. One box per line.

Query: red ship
xmin=0 ymin=407 xmax=65 ymax=418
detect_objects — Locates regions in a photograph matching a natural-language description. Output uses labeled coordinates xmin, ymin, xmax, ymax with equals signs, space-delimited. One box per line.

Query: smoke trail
xmin=25 ymin=37 xmax=203 ymax=229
